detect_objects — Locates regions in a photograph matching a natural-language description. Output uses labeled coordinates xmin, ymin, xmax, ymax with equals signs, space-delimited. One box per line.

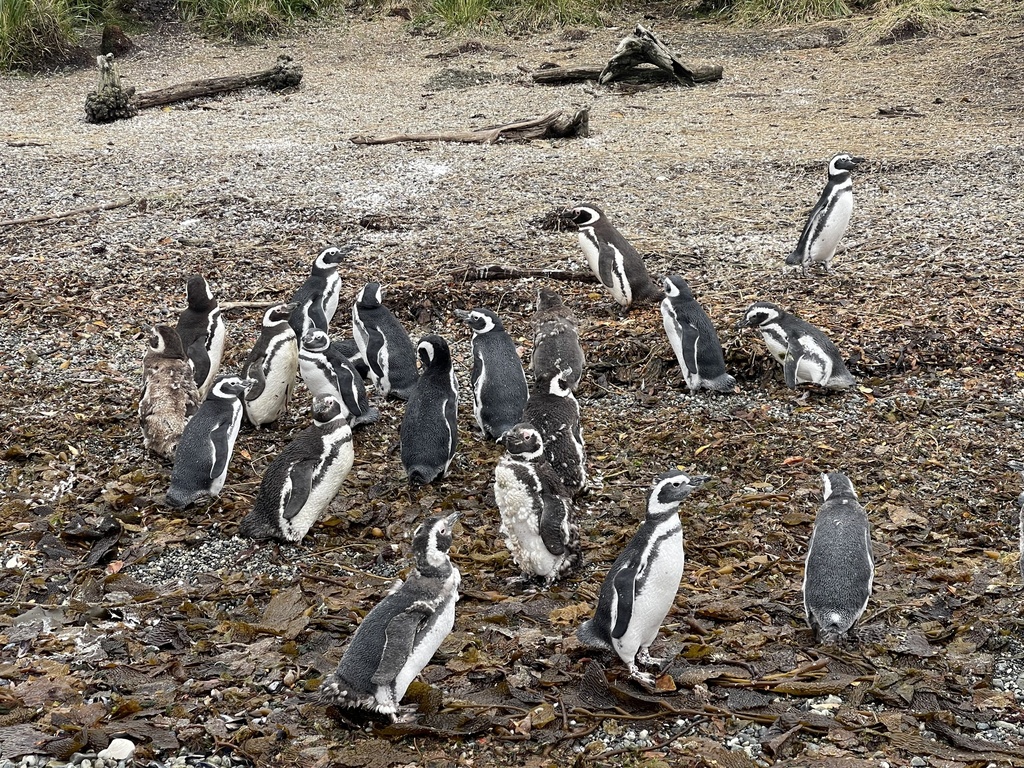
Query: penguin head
xmin=821 ymin=472 xmax=858 ymax=502
xmin=311 ymin=395 xmax=345 ymax=426
xmin=417 ymin=335 xmax=451 ymax=369
xmin=184 ymin=275 xmax=216 ymax=311
xmin=828 ymin=154 xmax=865 ymax=176
xmin=150 ymin=325 xmax=186 ymax=358
xmin=563 ymin=204 xmax=603 ymax=229
xmin=356 ymin=282 xmax=383 ymax=309
xmin=455 ymin=308 xmax=500 ymax=334
xmin=648 ymin=470 xmax=709 ymax=514
xmin=314 ymin=244 xmax=353 ymax=271
xmin=412 ymin=511 xmax=461 ymax=571
xmin=663 ymin=275 xmax=694 ymax=301
xmin=210 ymin=375 xmax=255 ymax=400
xmin=265 ymin=302 xmax=297 ymax=326
xmin=536 ymin=287 xmax=566 ymax=312
xmin=499 ymin=423 xmax=544 ymax=461
xmin=301 ymin=329 xmax=330 ymax=353
xmin=737 ymin=302 xmax=783 ymax=329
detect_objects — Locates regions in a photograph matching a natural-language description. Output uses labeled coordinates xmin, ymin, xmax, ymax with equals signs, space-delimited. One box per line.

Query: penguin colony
xmin=139 ymin=153 xmax=1020 ymax=721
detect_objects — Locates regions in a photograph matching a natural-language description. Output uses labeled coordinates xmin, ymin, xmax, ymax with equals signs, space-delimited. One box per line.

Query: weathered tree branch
xmin=134 ymin=55 xmax=303 ymax=110
xmin=0 ymin=197 xmax=135 ymax=227
xmin=351 ymin=109 xmax=589 ymax=146
xmin=450 ymin=264 xmax=599 ymax=283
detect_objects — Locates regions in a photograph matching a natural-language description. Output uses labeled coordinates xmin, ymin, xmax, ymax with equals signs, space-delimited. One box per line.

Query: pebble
xmin=911 ymin=758 xmax=927 ymax=767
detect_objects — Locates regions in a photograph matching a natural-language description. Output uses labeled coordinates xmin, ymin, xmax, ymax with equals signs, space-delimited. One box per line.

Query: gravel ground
xmin=1 ymin=10 xmax=1023 ymax=768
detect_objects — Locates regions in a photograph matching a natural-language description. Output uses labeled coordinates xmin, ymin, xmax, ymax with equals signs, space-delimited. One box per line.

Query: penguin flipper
xmin=244 ymin=355 xmax=268 ymax=401
xmin=609 ymin=562 xmax=638 ymax=641
xmin=364 ymin=330 xmax=387 ymax=380
xmin=208 ymin=416 xmax=235 ymax=481
xmin=538 ymin=495 xmax=567 ymax=556
xmin=783 ymin=349 xmax=800 ymax=388
xmin=791 ymin=196 xmax=828 ymax=262
xmin=678 ymin=319 xmax=702 ymax=382
xmin=370 ymin=607 xmax=429 ymax=686
xmin=282 ymin=458 xmax=318 ymax=520
xmin=187 ymin=335 xmax=211 ymax=389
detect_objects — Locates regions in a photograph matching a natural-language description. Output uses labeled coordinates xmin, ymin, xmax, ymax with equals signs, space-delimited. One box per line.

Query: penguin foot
xmin=627 ymin=663 xmax=656 ymax=686
xmin=636 ymin=648 xmax=665 ymax=668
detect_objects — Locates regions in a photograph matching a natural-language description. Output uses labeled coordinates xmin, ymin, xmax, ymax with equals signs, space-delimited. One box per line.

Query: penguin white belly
xmin=247 ymin=341 xmax=298 ymax=424
xmin=208 ymin=410 xmax=243 ymax=497
xmin=472 ymin=354 xmax=486 ymax=433
xmin=494 ymin=466 xmax=558 ymax=578
xmin=613 ymin=528 xmax=684 ymax=662
xmin=204 ymin=317 xmax=227 ymax=392
xmin=323 ymin=275 xmax=341 ymax=324
xmin=579 ymin=230 xmax=601 ymax=281
xmin=384 ymin=571 xmax=460 ymax=710
xmin=606 ymin=247 xmax=632 ymax=307
xmin=377 ymin=340 xmax=392 ymax=395
xmin=761 ymin=325 xmax=789 ymax=364
xmin=299 ymin=355 xmax=338 ymax=400
xmin=282 ymin=432 xmax=354 ymax=542
xmin=809 ymin=190 xmax=853 ymax=264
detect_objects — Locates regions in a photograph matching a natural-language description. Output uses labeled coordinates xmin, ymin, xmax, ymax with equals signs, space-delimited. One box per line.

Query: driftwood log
xmin=532 ymin=24 xmax=723 ymax=88
xmin=84 ymin=54 xmax=303 ymax=123
xmin=451 ymin=265 xmax=599 ymax=283
xmin=351 ymin=108 xmax=589 ymax=146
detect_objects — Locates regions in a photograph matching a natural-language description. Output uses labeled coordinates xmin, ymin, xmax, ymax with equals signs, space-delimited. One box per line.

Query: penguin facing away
xmin=456 ymin=307 xmax=528 ymax=440
xmin=166 ymin=375 xmax=253 ymax=509
xmin=1010 ymin=460 xmax=1024 ymax=581
xmin=532 ymin=287 xmax=585 ymax=391
xmin=523 ymin=369 xmax=587 ymax=497
xmin=287 ymin=245 xmax=355 ymax=339
xmin=139 ymin=325 xmax=202 ymax=461
xmin=737 ymin=301 xmax=855 ymax=390
xmin=319 ymin=512 xmax=461 ymax=720
xmin=239 ymin=396 xmax=354 ymax=544
xmin=299 ymin=330 xmax=379 ymax=428
xmin=576 ymin=470 xmax=708 ymax=683
xmin=400 ymin=335 xmax=459 ymax=486
xmin=241 ymin=302 xmax=299 ymax=428
xmin=660 ymin=275 xmax=737 ymax=394
xmin=334 ymin=336 xmax=371 ymax=381
xmin=175 ymin=275 xmax=226 ymax=400
xmin=351 ymin=282 xmax=420 ymax=401
xmin=564 ymin=204 xmax=663 ymax=309
xmin=494 ymin=423 xmax=582 ymax=585
xmin=802 ymin=472 xmax=874 ymax=644
xmin=785 ymin=153 xmax=865 ymax=274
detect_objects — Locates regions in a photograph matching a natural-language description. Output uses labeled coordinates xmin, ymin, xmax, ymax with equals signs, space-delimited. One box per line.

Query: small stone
xmin=911 ymin=758 xmax=927 ymax=767
xmin=81 ymin=759 xmax=92 ymax=768
xmin=97 ymin=739 xmax=135 ymax=762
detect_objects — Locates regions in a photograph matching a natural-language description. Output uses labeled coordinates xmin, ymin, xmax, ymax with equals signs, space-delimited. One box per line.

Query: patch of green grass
xmin=860 ymin=0 xmax=957 ymax=42
xmin=420 ymin=0 xmax=605 ymax=30
xmin=0 ymin=0 xmax=80 ymax=70
xmin=177 ymin=0 xmax=340 ymax=40
xmin=732 ymin=0 xmax=852 ymax=24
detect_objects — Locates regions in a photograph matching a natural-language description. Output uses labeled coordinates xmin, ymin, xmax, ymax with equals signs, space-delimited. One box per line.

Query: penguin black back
xmin=351 ymin=282 xmax=419 ymax=400
xmin=175 ymin=274 xmax=226 ymax=399
xmin=400 ymin=335 xmax=459 ymax=485
xmin=457 ymin=307 xmax=528 ymax=440
xmin=532 ymin=287 xmax=585 ymax=391
xmin=660 ymin=275 xmax=736 ymax=394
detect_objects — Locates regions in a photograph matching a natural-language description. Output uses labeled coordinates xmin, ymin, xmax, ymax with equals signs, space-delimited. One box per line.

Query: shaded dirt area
xmin=1 ymin=11 xmax=1023 ymax=767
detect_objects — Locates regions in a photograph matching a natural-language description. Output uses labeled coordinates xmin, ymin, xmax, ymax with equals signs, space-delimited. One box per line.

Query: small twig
xmin=220 ymin=300 xmax=280 ymax=311
xmin=0 ymin=197 xmax=135 ymax=227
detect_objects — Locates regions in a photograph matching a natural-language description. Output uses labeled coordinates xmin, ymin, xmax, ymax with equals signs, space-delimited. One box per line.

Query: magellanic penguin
xmin=785 ymin=153 xmax=865 ymax=274
xmin=737 ymin=301 xmax=855 ymax=390
xmin=494 ymin=423 xmax=582 ymax=586
xmin=802 ymin=472 xmax=874 ymax=644
xmin=175 ymin=275 xmax=227 ymax=400
xmin=288 ymin=245 xmax=355 ymax=339
xmin=334 ymin=336 xmax=371 ymax=381
xmin=456 ymin=307 xmax=528 ymax=440
xmin=523 ymin=369 xmax=586 ymax=497
xmin=351 ymin=282 xmax=420 ymax=400
xmin=565 ymin=204 xmax=663 ymax=310
xmin=532 ymin=287 xmax=585 ymax=392
xmin=241 ymin=302 xmax=299 ymax=428
xmin=1010 ymin=460 xmax=1024 ymax=580
xmin=400 ymin=335 xmax=459 ymax=486
xmin=139 ymin=325 xmax=202 ymax=461
xmin=299 ymin=329 xmax=379 ymax=428
xmin=238 ymin=396 xmax=354 ymax=544
xmin=319 ymin=512 xmax=461 ymax=720
xmin=576 ymin=470 xmax=708 ymax=683
xmin=660 ymin=275 xmax=737 ymax=394
xmin=166 ymin=375 xmax=253 ymax=509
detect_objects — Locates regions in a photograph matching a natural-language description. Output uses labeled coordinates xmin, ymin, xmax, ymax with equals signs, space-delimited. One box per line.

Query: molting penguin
xmin=166 ymin=375 xmax=253 ymax=508
xmin=660 ymin=275 xmax=736 ymax=394
xmin=239 ymin=396 xmax=354 ymax=544
xmin=241 ymin=302 xmax=298 ymax=428
xmin=565 ymin=204 xmax=663 ymax=309
xmin=532 ymin=287 xmax=585 ymax=391
xmin=576 ymin=470 xmax=708 ymax=683
xmin=737 ymin=301 xmax=855 ymax=390
xmin=785 ymin=153 xmax=865 ymax=274
xmin=319 ymin=512 xmax=461 ymax=720
xmin=139 ymin=325 xmax=202 ymax=461
xmin=400 ymin=335 xmax=459 ymax=486
xmin=494 ymin=423 xmax=581 ymax=585
xmin=523 ymin=369 xmax=586 ymax=497
xmin=175 ymin=274 xmax=226 ymax=400
xmin=287 ymin=245 xmax=354 ymax=339
xmin=351 ymin=282 xmax=420 ymax=400
xmin=456 ymin=307 xmax=528 ymax=440
xmin=299 ymin=329 xmax=379 ymax=428
xmin=802 ymin=472 xmax=874 ymax=644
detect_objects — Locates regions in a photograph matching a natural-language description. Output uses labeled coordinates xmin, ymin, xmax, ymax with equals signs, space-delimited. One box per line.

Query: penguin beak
xmin=280 ymin=301 xmax=298 ymax=312
xmin=689 ymin=475 xmax=711 ymax=487
xmin=444 ymin=511 xmax=462 ymax=528
xmin=454 ymin=309 xmax=471 ymax=321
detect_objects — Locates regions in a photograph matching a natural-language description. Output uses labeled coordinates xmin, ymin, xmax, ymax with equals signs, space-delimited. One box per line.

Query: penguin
xmin=400 ymin=335 xmax=459 ymax=486
xmin=785 ymin=153 xmax=865 ymax=274
xmin=737 ymin=301 xmax=855 ymax=390
xmin=240 ymin=302 xmax=299 ymax=428
xmin=564 ymin=204 xmax=663 ymax=309
xmin=802 ymin=472 xmax=874 ymax=644
xmin=531 ymin=287 xmax=585 ymax=392
xmin=238 ymin=396 xmax=355 ymax=544
xmin=1010 ymin=460 xmax=1024 ymax=580
xmin=660 ymin=275 xmax=737 ymax=394
xmin=287 ymin=245 xmax=355 ymax=339
xmin=299 ymin=329 xmax=379 ymax=428
xmin=175 ymin=275 xmax=226 ymax=400
xmin=493 ymin=422 xmax=582 ymax=585
xmin=166 ymin=375 xmax=253 ymax=509
xmin=351 ymin=282 xmax=420 ymax=401
xmin=455 ymin=307 xmax=528 ymax=440
xmin=523 ymin=369 xmax=586 ymax=497
xmin=334 ymin=336 xmax=371 ymax=381
xmin=319 ymin=512 xmax=461 ymax=720
xmin=139 ymin=325 xmax=202 ymax=461
xmin=576 ymin=470 xmax=708 ymax=683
